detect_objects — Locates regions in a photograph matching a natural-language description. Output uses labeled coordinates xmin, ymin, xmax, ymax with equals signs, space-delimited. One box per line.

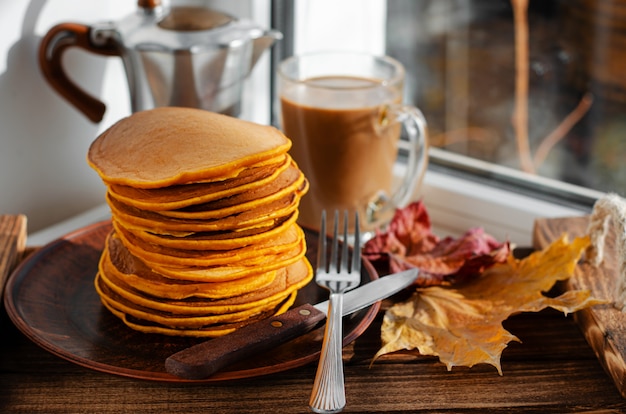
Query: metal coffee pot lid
xmin=103 ymin=0 xmax=275 ymax=53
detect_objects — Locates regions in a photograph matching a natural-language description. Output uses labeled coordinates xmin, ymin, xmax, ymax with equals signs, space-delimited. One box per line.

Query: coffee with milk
xmin=278 ymin=53 xmax=428 ymax=235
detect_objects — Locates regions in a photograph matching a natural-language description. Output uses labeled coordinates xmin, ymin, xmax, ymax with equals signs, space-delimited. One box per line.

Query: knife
xmin=165 ymin=268 xmax=417 ymax=380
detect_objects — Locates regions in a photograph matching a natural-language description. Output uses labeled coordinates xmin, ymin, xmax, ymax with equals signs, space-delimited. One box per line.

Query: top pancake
xmin=87 ymin=107 xmax=292 ymax=188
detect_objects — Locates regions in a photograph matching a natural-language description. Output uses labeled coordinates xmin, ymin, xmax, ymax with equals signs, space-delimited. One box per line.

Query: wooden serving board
xmin=0 ymin=214 xmax=27 ymax=299
xmin=533 ymin=215 xmax=626 ymax=398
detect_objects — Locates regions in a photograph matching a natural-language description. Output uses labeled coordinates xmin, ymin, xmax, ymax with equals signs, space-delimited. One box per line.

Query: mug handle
xmin=38 ymin=23 xmax=120 ymax=123
xmin=367 ymin=104 xmax=429 ymax=224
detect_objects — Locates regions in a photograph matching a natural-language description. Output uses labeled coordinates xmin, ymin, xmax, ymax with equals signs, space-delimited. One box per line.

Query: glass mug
xmin=277 ymin=52 xmax=429 ymax=235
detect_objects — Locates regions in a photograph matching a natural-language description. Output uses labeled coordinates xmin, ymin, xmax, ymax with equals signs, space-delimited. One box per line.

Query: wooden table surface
xmin=1 ymin=293 xmax=625 ymax=413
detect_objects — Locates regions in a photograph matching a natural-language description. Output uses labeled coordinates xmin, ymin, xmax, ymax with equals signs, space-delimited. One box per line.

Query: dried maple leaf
xmin=363 ymin=200 xmax=437 ymax=264
xmin=373 ymin=234 xmax=606 ymax=374
xmin=363 ymin=201 xmax=510 ymax=286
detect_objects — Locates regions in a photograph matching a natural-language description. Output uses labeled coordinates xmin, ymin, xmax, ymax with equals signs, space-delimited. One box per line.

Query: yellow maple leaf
xmin=374 ymin=235 xmax=606 ymax=374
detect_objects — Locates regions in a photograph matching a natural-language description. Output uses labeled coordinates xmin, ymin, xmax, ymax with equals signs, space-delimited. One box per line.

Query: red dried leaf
xmin=363 ymin=201 xmax=509 ymax=286
xmin=363 ymin=201 xmax=436 ymax=263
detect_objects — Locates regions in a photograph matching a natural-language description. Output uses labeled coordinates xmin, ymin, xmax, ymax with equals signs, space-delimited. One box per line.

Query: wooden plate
xmin=3 ymin=221 xmax=379 ymax=382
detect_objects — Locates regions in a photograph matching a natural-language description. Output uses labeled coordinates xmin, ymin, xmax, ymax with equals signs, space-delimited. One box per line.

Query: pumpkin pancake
xmin=114 ymin=212 xmax=298 ymax=251
xmin=156 ymin=166 xmax=307 ymax=220
xmin=101 ymin=252 xmax=278 ymax=300
xmin=169 ymin=163 xmax=302 ymax=211
xmin=102 ymin=234 xmax=278 ymax=299
xmin=114 ymin=220 xmax=276 ymax=253
xmin=115 ymin=223 xmax=304 ymax=267
xmin=146 ymin=238 xmax=305 ymax=282
xmin=94 ymin=258 xmax=310 ymax=330
xmin=87 ymin=107 xmax=291 ymax=188
xmin=99 ymin=292 xmax=296 ymax=338
xmin=107 ymin=226 xmax=306 ymax=283
xmin=106 ymin=192 xmax=299 ymax=236
xmin=96 ymin=273 xmax=291 ymax=327
xmin=96 ymin=258 xmax=312 ymax=316
xmin=106 ymin=155 xmax=292 ymax=211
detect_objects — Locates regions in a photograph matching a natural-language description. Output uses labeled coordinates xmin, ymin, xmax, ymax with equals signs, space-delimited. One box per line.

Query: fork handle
xmin=309 ymin=293 xmax=346 ymax=413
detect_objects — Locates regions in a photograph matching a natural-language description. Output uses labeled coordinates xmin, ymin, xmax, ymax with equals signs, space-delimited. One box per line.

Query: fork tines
xmin=317 ymin=210 xmax=361 ymax=277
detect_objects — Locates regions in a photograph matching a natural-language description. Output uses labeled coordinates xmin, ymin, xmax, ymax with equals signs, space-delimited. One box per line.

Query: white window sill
xmin=27 ymin=204 xmax=111 ymax=247
xmin=420 ymin=147 xmax=600 ymax=245
xmin=421 ymin=169 xmax=587 ymax=246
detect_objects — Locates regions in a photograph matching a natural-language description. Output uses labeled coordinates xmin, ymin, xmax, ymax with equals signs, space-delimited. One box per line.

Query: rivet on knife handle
xmin=165 ymin=303 xmax=327 ymax=380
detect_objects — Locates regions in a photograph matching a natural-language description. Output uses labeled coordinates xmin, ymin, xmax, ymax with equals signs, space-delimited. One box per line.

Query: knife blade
xmin=165 ymin=268 xmax=417 ymax=380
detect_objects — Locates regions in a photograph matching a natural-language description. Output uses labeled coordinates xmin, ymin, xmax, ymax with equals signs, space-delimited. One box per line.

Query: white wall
xmin=0 ymin=1 xmax=134 ymax=233
xmin=293 ymin=0 xmax=386 ymax=54
xmin=0 ymin=0 xmax=270 ymax=234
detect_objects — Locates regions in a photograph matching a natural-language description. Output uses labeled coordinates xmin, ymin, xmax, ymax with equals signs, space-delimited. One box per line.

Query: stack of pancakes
xmin=87 ymin=107 xmax=311 ymax=337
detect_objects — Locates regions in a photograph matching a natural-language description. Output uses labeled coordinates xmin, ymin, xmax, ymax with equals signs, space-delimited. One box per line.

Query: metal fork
xmin=309 ymin=210 xmax=361 ymax=413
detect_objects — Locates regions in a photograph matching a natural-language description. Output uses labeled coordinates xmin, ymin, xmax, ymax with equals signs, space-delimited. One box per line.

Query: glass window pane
xmin=386 ymin=0 xmax=623 ymax=205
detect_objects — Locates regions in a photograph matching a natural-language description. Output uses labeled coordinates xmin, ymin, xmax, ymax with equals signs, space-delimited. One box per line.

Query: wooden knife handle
xmin=165 ymin=303 xmax=326 ymax=380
